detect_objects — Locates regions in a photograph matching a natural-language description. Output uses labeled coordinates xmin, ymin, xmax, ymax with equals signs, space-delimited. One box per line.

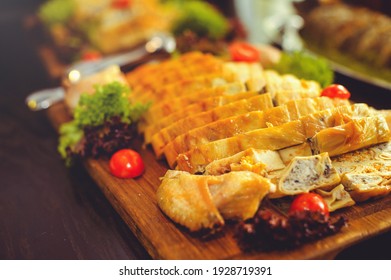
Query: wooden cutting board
xmin=47 ymin=101 xmax=391 ymax=260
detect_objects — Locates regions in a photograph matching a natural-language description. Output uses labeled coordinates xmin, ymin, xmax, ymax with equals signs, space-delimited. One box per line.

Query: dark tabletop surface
xmin=1 ymin=0 xmax=391 ymax=260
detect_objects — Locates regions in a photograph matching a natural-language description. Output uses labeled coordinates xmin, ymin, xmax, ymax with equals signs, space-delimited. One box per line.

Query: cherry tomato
xmin=109 ymin=149 xmax=145 ymax=179
xmin=321 ymin=84 xmax=351 ymax=99
xmin=288 ymin=193 xmax=329 ymax=217
xmin=228 ymin=41 xmax=260 ymax=62
xmin=81 ymin=50 xmax=102 ymax=61
xmin=111 ymin=0 xmax=130 ymax=9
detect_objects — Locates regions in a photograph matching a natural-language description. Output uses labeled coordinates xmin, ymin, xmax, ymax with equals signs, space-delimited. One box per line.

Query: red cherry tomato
xmin=81 ymin=50 xmax=102 ymax=61
xmin=321 ymin=84 xmax=351 ymax=99
xmin=228 ymin=42 xmax=260 ymax=62
xmin=289 ymin=193 xmax=329 ymax=217
xmin=111 ymin=0 xmax=130 ymax=9
xmin=109 ymin=149 xmax=145 ymax=179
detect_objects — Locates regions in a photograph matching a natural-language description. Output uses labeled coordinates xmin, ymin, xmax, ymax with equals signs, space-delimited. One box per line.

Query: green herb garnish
xmin=74 ymin=82 xmax=135 ymax=127
xmin=58 ymin=120 xmax=82 ymax=164
xmin=58 ymin=82 xmax=149 ymax=165
xmin=170 ymin=0 xmax=229 ymax=40
xmin=38 ymin=0 xmax=75 ymax=26
xmin=271 ymin=51 xmax=334 ymax=88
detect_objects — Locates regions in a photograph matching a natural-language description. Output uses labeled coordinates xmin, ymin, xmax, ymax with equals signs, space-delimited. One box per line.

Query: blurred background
xmin=1 ymin=0 xmax=391 ymax=260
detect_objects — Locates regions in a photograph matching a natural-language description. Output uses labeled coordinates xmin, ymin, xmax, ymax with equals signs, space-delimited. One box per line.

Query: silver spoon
xmin=26 ymin=33 xmax=176 ymax=111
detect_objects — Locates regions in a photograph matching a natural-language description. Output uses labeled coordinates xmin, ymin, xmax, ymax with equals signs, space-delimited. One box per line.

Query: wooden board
xmin=46 ymin=101 xmax=391 ymax=260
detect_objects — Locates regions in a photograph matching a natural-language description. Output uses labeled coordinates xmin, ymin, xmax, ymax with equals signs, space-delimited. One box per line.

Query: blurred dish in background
xmin=36 ymin=0 xmax=242 ymax=64
xmin=169 ymin=0 xmax=241 ymax=56
xmin=298 ymin=1 xmax=391 ymax=90
xmin=343 ymin=0 xmax=391 ymax=16
xmin=38 ymin=0 xmax=177 ymax=62
xmin=234 ymin=0 xmax=304 ymax=51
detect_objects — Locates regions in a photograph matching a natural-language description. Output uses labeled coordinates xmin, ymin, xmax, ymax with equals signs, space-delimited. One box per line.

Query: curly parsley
xmin=58 ymin=82 xmax=149 ymax=165
xmin=271 ymin=51 xmax=334 ymax=88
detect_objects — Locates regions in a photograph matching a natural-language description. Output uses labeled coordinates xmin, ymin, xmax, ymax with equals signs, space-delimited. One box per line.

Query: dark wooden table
xmin=1 ymin=0 xmax=390 ymax=260
xmin=0 ymin=0 xmax=150 ymax=260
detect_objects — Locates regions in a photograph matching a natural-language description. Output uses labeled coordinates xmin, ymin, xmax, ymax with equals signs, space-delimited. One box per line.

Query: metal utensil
xmin=26 ymin=33 xmax=176 ymax=111
xmin=26 ymin=87 xmax=66 ymax=111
